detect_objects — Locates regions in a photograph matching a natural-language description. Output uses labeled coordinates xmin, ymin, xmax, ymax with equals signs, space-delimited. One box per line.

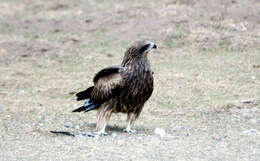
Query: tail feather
xmin=76 ymin=86 xmax=94 ymax=101
xmin=84 ymin=104 xmax=99 ymax=113
xmin=72 ymin=106 xmax=86 ymax=112
xmin=72 ymin=99 xmax=100 ymax=112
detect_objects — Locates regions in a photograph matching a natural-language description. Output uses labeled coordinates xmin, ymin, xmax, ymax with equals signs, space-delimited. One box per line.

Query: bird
xmin=72 ymin=40 xmax=157 ymax=135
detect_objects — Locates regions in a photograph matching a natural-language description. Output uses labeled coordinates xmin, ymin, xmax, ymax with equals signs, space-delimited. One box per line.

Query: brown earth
xmin=0 ymin=0 xmax=259 ymax=160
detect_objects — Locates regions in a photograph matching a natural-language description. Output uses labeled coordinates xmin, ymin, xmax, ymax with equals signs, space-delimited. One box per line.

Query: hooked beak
xmin=147 ymin=41 xmax=157 ymax=51
xmin=139 ymin=40 xmax=157 ymax=54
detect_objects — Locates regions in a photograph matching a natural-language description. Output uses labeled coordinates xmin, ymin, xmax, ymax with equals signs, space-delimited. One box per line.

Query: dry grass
xmin=0 ymin=0 xmax=260 ymax=160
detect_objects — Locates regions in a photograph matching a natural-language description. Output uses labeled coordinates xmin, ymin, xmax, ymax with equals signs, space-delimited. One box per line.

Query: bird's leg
xmin=96 ymin=107 xmax=112 ymax=136
xmin=97 ymin=122 xmax=107 ymax=136
xmin=125 ymin=120 xmax=131 ymax=132
xmin=124 ymin=113 xmax=137 ymax=133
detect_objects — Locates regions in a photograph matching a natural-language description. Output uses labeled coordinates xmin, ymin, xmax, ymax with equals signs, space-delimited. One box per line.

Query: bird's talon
xmin=123 ymin=129 xmax=136 ymax=134
xmin=95 ymin=131 xmax=107 ymax=137
xmin=100 ymin=133 xmax=107 ymax=137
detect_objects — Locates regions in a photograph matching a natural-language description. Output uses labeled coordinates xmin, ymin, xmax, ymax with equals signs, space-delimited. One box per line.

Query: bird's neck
xmin=123 ymin=56 xmax=151 ymax=74
xmin=121 ymin=55 xmax=149 ymax=67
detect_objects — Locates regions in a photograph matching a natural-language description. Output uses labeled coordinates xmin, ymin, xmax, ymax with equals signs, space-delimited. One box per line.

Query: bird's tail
xmin=72 ymin=99 xmax=100 ymax=113
xmin=76 ymin=86 xmax=94 ymax=101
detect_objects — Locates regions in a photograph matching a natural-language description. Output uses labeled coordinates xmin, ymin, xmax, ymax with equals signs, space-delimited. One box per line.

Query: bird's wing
xmin=91 ymin=66 xmax=125 ymax=104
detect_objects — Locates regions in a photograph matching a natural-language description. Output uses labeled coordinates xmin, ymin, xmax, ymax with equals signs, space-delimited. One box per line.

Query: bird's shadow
xmin=106 ymin=125 xmax=126 ymax=132
xmin=50 ymin=131 xmax=75 ymax=137
xmin=50 ymin=123 xmax=151 ymax=137
xmin=87 ymin=123 xmax=152 ymax=135
xmin=84 ymin=123 xmax=126 ymax=133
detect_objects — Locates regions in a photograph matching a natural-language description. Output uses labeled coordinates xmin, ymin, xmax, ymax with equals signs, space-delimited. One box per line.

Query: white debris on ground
xmin=112 ymin=132 xmax=117 ymax=138
xmin=242 ymin=129 xmax=257 ymax=134
xmin=64 ymin=122 xmax=72 ymax=128
xmin=201 ymin=127 xmax=207 ymax=131
xmin=75 ymin=125 xmax=81 ymax=130
xmin=172 ymin=125 xmax=184 ymax=132
xmin=154 ymin=128 xmax=166 ymax=137
xmin=75 ymin=131 xmax=95 ymax=138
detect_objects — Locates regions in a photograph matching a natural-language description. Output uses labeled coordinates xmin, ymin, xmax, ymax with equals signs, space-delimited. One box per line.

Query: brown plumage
xmin=73 ymin=40 xmax=157 ymax=135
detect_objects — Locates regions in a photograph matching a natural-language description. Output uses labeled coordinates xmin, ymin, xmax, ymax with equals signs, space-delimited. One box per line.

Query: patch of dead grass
xmin=0 ymin=0 xmax=259 ymax=160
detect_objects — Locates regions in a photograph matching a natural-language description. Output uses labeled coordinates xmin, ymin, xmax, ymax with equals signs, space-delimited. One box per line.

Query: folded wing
xmin=73 ymin=66 xmax=125 ymax=112
xmin=91 ymin=66 xmax=125 ymax=104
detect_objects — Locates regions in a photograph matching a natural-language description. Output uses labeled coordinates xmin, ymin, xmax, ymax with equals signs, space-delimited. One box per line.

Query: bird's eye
xmin=139 ymin=44 xmax=150 ymax=53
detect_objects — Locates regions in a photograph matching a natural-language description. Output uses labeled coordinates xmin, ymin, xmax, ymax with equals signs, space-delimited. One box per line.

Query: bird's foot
xmin=123 ymin=129 xmax=136 ymax=134
xmin=96 ymin=131 xmax=107 ymax=137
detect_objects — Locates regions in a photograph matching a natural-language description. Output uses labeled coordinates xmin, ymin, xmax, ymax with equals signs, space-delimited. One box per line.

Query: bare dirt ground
xmin=0 ymin=0 xmax=259 ymax=160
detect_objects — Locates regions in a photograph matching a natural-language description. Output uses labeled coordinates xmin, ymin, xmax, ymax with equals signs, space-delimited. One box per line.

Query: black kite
xmin=73 ymin=40 xmax=157 ymax=135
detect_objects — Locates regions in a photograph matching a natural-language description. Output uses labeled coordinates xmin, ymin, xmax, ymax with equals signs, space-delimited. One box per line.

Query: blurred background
xmin=0 ymin=0 xmax=259 ymax=160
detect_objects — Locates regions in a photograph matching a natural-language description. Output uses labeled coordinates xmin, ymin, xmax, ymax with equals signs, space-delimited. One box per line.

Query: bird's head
xmin=125 ymin=40 xmax=157 ymax=58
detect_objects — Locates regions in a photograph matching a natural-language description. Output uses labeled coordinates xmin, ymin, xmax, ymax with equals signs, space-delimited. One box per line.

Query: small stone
xmin=249 ymin=119 xmax=257 ymax=124
xmin=86 ymin=132 xmax=95 ymax=137
xmin=242 ymin=129 xmax=257 ymax=134
xmin=172 ymin=125 xmax=184 ymax=132
xmin=75 ymin=131 xmax=95 ymax=138
xmin=139 ymin=133 xmax=146 ymax=137
xmin=75 ymin=125 xmax=81 ymax=130
xmin=0 ymin=104 xmax=3 ymax=111
xmin=75 ymin=132 xmax=85 ymax=138
xmin=85 ymin=19 xmax=92 ymax=23
xmin=154 ymin=128 xmax=166 ymax=137
xmin=69 ymin=91 xmax=76 ymax=95
xmin=251 ymin=150 xmax=257 ymax=155
xmin=64 ymin=122 xmax=72 ymax=128
xmin=107 ymin=53 xmax=113 ymax=57
xmin=201 ymin=127 xmax=207 ymax=131
xmin=8 ymin=122 xmax=18 ymax=128
xmin=112 ymin=132 xmax=117 ymax=138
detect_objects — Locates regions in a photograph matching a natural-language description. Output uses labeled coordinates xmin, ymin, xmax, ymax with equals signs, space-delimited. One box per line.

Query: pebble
xmin=172 ymin=125 xmax=184 ymax=132
xmin=249 ymin=119 xmax=257 ymax=124
xmin=39 ymin=123 xmax=44 ymax=127
xmin=0 ymin=104 xmax=3 ymax=111
xmin=75 ymin=132 xmax=84 ymax=138
xmin=8 ymin=122 xmax=18 ymax=128
xmin=154 ymin=128 xmax=166 ymax=137
xmin=112 ymin=132 xmax=117 ymax=138
xmin=75 ymin=131 xmax=95 ymax=138
xmin=64 ymin=122 xmax=72 ymax=128
xmin=86 ymin=132 xmax=95 ymax=137
xmin=242 ymin=129 xmax=257 ymax=134
xmin=38 ymin=115 xmax=45 ymax=124
xmin=75 ymin=125 xmax=81 ymax=130
xmin=201 ymin=127 xmax=207 ymax=131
